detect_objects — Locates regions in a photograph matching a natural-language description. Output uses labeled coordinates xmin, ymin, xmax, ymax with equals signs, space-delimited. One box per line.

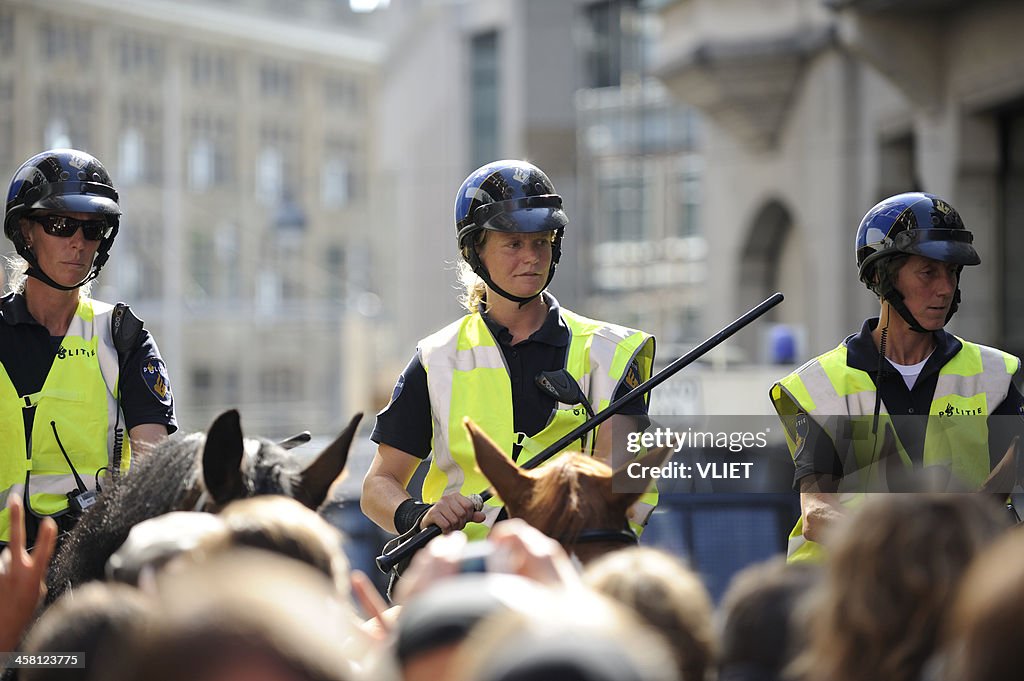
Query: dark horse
xmin=465 ymin=419 xmax=671 ymax=564
xmin=45 ymin=409 xmax=362 ymax=604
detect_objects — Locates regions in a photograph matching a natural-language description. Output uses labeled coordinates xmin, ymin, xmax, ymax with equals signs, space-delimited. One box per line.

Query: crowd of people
xmin=3 ymin=490 xmax=1023 ymax=681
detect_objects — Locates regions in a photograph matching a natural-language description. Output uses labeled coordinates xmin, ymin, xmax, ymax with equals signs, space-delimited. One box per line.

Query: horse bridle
xmin=562 ymin=525 xmax=638 ymax=548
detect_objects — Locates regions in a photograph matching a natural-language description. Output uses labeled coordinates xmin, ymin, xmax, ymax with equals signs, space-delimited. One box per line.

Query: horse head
xmin=195 ymin=409 xmax=362 ymax=512
xmin=45 ymin=410 xmax=363 ymax=605
xmin=464 ymin=418 xmax=671 ymax=563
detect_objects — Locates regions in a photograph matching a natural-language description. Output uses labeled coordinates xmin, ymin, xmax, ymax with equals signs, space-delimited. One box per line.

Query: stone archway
xmin=738 ymin=199 xmax=806 ymax=363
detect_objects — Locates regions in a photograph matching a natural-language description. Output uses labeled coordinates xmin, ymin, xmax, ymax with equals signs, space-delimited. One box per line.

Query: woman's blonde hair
xmin=458 ymin=230 xmax=489 ymax=314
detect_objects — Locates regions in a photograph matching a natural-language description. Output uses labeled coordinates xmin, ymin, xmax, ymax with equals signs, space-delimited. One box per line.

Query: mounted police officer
xmin=1 ymin=148 xmax=176 ymax=548
xmin=362 ymin=160 xmax=657 ymax=544
xmin=771 ymin=192 xmax=1023 ymax=561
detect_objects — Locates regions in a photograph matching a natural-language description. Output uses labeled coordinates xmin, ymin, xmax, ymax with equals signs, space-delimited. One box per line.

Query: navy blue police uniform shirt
xmin=0 ymin=293 xmax=178 ymax=439
xmin=791 ymin=317 xmax=1024 ymax=488
xmin=373 ymin=294 xmax=648 ymax=461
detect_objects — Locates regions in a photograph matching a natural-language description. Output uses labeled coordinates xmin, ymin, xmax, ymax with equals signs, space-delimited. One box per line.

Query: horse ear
xmin=294 ymin=412 xmax=362 ymax=510
xmin=203 ymin=409 xmax=247 ymax=505
xmin=607 ymin=444 xmax=674 ymax=513
xmin=464 ymin=418 xmax=534 ymax=510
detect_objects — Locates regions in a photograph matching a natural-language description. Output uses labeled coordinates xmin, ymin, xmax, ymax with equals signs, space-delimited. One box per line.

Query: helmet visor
xmin=28 ymin=181 xmax=121 ymax=217
xmin=894 ymin=228 xmax=980 ymax=266
xmin=474 ymin=195 xmax=568 ymax=234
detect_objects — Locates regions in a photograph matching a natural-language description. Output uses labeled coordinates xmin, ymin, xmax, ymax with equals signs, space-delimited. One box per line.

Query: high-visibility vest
xmin=418 ymin=308 xmax=656 ymax=540
xmin=771 ymin=338 xmax=1019 ymax=562
xmin=0 ymin=298 xmax=130 ymax=542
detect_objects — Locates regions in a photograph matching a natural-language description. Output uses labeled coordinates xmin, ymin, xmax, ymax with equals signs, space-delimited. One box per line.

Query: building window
xmin=118 ymin=129 xmax=144 ymax=185
xmin=44 ymin=118 xmax=71 ymax=150
xmin=188 ymin=114 xmax=234 ymax=190
xmin=583 ymin=0 xmax=639 ymax=89
xmin=257 ymin=125 xmax=296 ymax=203
xmin=470 ymin=31 xmax=500 ymax=170
xmin=119 ymin=100 xmax=162 ymax=185
xmin=599 ymin=168 xmax=649 ymax=242
xmin=257 ymin=147 xmax=284 ymax=204
xmin=322 ymin=158 xmax=350 ymax=208
xmin=189 ymin=139 xmax=214 ymax=191
xmin=325 ymin=245 xmax=345 ymax=299
xmin=324 ymin=74 xmax=364 ymax=112
xmin=40 ymin=21 xmax=91 ymax=64
xmin=117 ymin=33 xmax=163 ymax=78
xmin=259 ymin=367 xmax=299 ymax=401
xmin=675 ymin=159 xmax=701 ymax=238
xmin=42 ymin=89 xmax=92 ymax=149
xmin=260 ymin=61 xmax=296 ymax=99
xmin=190 ymin=49 xmax=236 ymax=92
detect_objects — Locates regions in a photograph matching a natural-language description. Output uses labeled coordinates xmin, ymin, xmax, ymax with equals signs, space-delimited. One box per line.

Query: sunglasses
xmin=32 ymin=215 xmax=112 ymax=241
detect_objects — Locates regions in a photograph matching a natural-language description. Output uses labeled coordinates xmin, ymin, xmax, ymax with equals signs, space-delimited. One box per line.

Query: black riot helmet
xmin=454 ymin=160 xmax=568 ymax=305
xmin=4 ymin=148 xmax=121 ymax=290
xmin=855 ymin=192 xmax=978 ymax=332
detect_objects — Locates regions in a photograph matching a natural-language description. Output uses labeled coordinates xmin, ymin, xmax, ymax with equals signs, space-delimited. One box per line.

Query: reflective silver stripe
xmin=0 ymin=484 xmax=25 ymax=510
xmin=64 ymin=299 xmax=122 ymax=470
xmin=787 ymin=533 xmax=806 ymax=557
xmin=29 ymin=473 xmax=96 ymax=495
xmin=789 ymin=359 xmax=882 ymax=438
xmin=419 ymin=317 xmax=499 ymax=497
xmin=931 ymin=342 xmax=1013 ymax=412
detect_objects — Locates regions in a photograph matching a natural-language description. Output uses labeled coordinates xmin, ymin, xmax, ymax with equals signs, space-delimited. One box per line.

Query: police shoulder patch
xmin=141 ymin=357 xmax=172 ymax=405
xmin=794 ymin=413 xmax=809 ymax=454
xmin=623 ymin=359 xmax=642 ymax=390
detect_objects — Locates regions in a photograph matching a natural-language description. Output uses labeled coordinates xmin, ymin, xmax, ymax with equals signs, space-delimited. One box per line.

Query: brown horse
xmin=465 ymin=419 xmax=672 ymax=564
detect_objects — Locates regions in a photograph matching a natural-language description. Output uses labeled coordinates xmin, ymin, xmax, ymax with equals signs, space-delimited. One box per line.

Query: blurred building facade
xmin=0 ymin=0 xmax=383 ymax=436
xmin=574 ymin=3 xmax=706 ymax=358
xmin=653 ymin=0 xmax=1024 ymax=363
xmin=374 ymin=0 xmax=708 ymax=394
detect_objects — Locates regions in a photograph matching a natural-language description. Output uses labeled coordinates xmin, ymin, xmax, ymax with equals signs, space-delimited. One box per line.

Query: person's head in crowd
xmin=716 ymin=558 xmax=821 ymax=681
xmin=796 ymin=493 xmax=1008 ymax=681
xmin=20 ymin=581 xmax=153 ymax=681
xmin=583 ymin=547 xmax=714 ymax=681
xmin=202 ymin=496 xmax=351 ymax=593
xmin=112 ymin=549 xmax=362 ymax=681
xmin=105 ymin=511 xmax=227 ymax=586
xmin=938 ymin=527 xmax=1024 ymax=681
xmin=451 ymin=590 xmax=680 ymax=681
xmin=393 ymin=573 xmax=550 ymax=681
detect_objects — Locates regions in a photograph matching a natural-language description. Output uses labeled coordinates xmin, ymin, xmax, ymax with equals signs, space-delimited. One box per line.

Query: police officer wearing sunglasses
xmin=1 ymin=148 xmax=177 ymax=548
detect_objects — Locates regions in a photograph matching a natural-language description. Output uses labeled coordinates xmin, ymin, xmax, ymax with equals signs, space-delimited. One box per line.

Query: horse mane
xmin=519 ymin=453 xmax=615 ymax=543
xmin=46 ymin=434 xmax=206 ymax=604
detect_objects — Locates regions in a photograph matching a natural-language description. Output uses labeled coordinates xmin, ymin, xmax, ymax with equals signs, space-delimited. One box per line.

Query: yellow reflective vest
xmin=0 ymin=298 xmax=130 ymax=542
xmin=418 ymin=307 xmax=656 ymax=540
xmin=771 ymin=337 xmax=1019 ymax=562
